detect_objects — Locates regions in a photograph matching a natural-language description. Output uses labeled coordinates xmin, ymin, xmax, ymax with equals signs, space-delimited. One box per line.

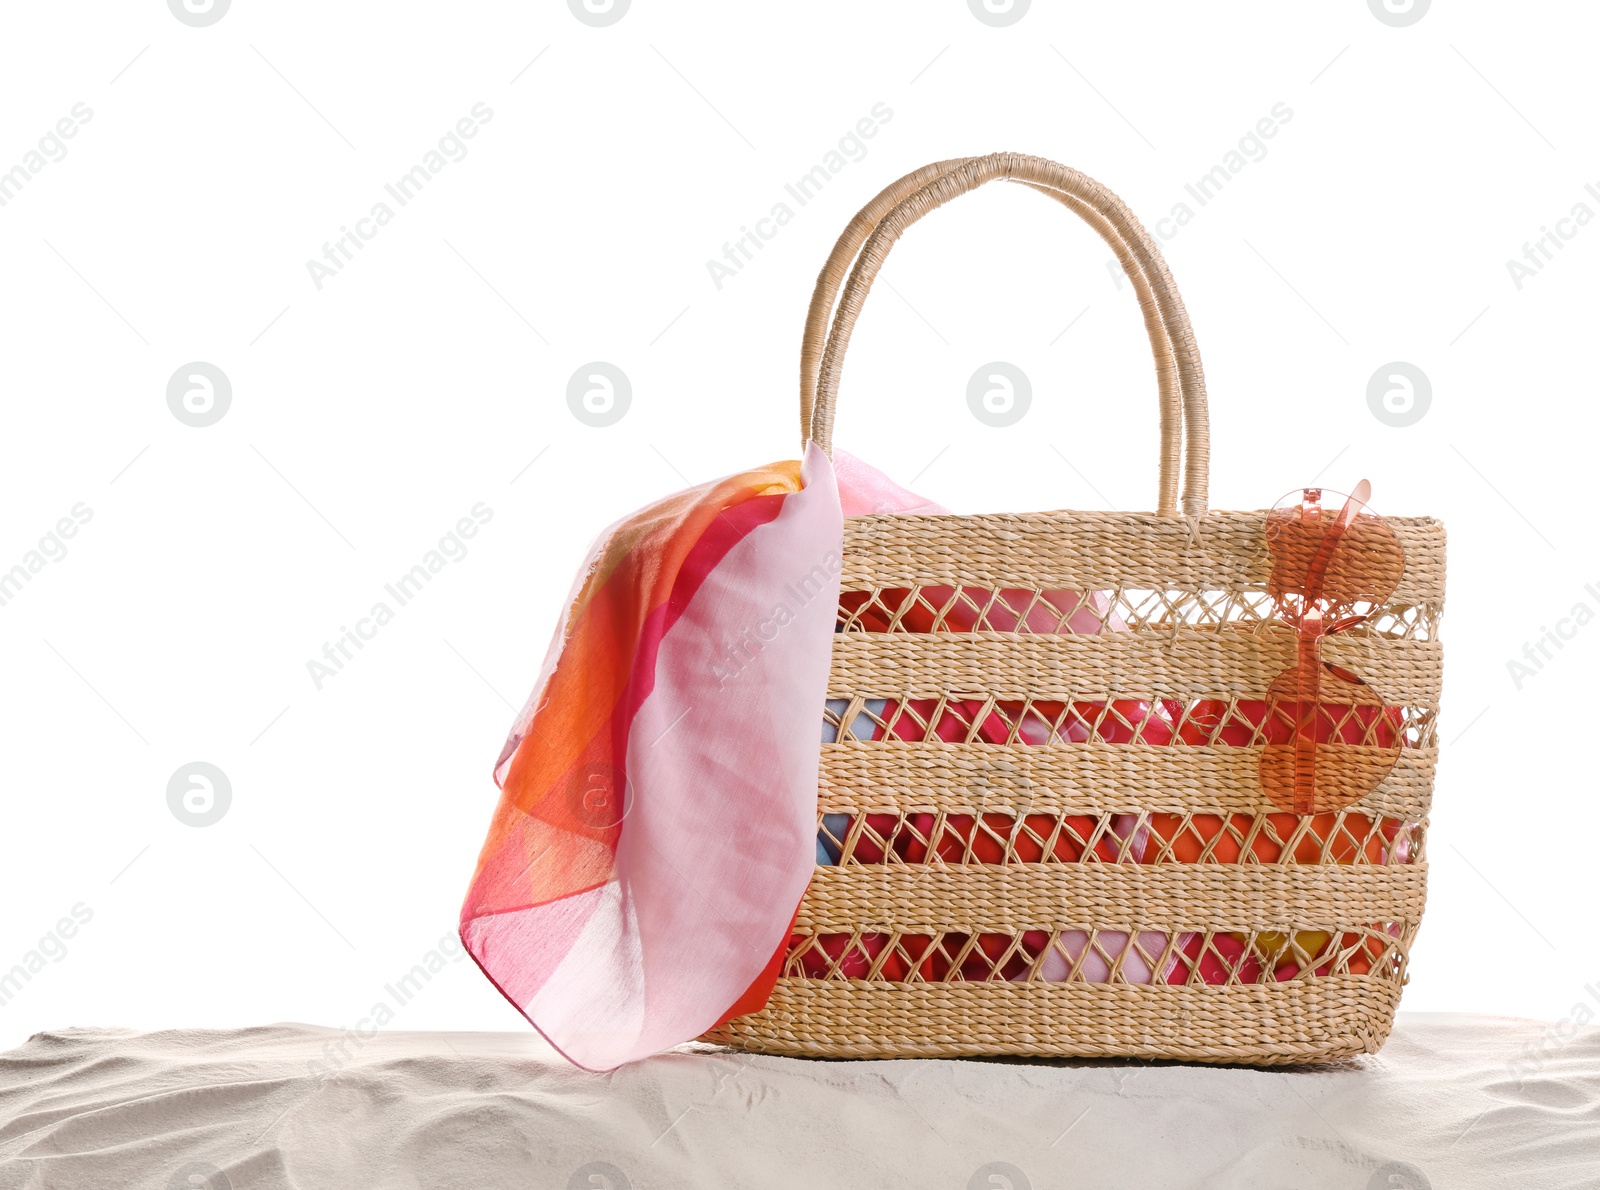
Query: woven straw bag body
xmin=702 ymin=154 xmax=1445 ymax=1063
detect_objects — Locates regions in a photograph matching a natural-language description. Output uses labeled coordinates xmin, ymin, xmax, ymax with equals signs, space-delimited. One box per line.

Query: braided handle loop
xmin=803 ymin=152 xmax=1210 ymax=517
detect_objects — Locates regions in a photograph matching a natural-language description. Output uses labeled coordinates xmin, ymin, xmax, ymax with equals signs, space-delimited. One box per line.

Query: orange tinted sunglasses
xmin=1259 ymin=482 xmax=1407 ymax=814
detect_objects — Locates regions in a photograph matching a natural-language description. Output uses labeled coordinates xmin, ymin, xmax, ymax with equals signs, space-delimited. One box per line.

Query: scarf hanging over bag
xmin=459 ymin=446 xmax=842 ymax=1071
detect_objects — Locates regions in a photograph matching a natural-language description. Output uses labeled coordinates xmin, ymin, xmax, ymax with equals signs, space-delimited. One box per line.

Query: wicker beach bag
xmin=701 ymin=153 xmax=1445 ymax=1063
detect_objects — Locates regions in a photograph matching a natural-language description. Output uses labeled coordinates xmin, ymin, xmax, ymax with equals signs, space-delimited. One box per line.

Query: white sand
xmin=0 ymin=1014 xmax=1595 ymax=1189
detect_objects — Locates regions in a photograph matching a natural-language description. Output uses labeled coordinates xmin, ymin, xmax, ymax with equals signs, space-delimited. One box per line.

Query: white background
xmin=1 ymin=0 xmax=1595 ymax=1050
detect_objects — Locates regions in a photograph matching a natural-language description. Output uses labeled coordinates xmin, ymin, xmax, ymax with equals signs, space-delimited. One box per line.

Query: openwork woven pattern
xmin=702 ymin=513 xmax=1446 ymax=1062
xmin=701 ymin=153 xmax=1446 ymax=1063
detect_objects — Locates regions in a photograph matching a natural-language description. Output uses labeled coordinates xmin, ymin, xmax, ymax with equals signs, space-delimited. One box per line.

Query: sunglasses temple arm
xmin=1300 ymin=484 xmax=1367 ymax=606
xmin=1292 ymin=617 xmax=1325 ymax=815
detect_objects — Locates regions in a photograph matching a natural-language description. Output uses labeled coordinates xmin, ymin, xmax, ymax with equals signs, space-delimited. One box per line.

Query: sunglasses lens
xmin=1265 ymin=489 xmax=1405 ymax=620
xmin=1259 ymin=660 xmax=1403 ymax=813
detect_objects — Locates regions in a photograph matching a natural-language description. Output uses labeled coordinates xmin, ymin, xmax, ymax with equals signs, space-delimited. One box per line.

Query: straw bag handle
xmin=800 ymin=159 xmax=1183 ymax=476
xmin=801 ymin=159 xmax=970 ymax=440
xmin=808 ymin=152 xmax=1211 ymax=517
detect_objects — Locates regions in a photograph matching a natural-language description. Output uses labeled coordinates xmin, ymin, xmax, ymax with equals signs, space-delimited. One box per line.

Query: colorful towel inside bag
xmin=460 ymin=445 xmax=842 ymax=1072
